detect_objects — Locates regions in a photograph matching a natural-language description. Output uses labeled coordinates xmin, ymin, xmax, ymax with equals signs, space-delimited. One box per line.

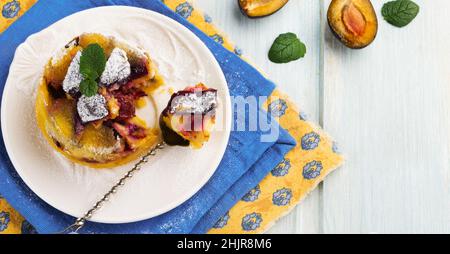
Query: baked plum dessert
xmin=160 ymin=84 xmax=217 ymax=149
xmin=35 ymin=33 xmax=163 ymax=168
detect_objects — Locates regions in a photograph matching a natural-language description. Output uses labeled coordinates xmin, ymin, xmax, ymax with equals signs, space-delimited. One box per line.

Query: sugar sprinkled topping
xmin=170 ymin=91 xmax=217 ymax=114
xmin=77 ymin=94 xmax=109 ymax=123
xmin=62 ymin=51 xmax=83 ymax=94
xmin=113 ymin=37 xmax=147 ymax=59
xmin=100 ymin=48 xmax=131 ymax=85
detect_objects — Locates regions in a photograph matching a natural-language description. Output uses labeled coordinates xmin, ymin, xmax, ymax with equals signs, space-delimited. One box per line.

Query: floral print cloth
xmin=0 ymin=0 xmax=343 ymax=234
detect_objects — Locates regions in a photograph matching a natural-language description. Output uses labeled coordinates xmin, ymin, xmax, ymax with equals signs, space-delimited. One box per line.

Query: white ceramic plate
xmin=1 ymin=6 xmax=231 ymax=223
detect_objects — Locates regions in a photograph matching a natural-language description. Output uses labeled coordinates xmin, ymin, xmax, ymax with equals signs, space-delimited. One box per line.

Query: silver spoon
xmin=59 ymin=142 xmax=165 ymax=234
xmin=59 ymin=87 xmax=216 ymax=234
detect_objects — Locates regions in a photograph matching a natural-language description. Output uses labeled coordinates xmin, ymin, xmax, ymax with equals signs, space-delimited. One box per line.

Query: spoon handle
xmin=59 ymin=142 xmax=165 ymax=234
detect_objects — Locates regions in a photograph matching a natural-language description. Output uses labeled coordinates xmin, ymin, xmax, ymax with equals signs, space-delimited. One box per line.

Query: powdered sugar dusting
xmin=77 ymin=94 xmax=109 ymax=123
xmin=62 ymin=51 xmax=83 ymax=94
xmin=100 ymin=47 xmax=131 ymax=85
xmin=170 ymin=91 xmax=217 ymax=114
xmin=86 ymin=136 xmax=122 ymax=156
xmin=51 ymin=46 xmax=70 ymax=66
xmin=113 ymin=37 xmax=147 ymax=59
xmin=5 ymin=8 xmax=226 ymax=224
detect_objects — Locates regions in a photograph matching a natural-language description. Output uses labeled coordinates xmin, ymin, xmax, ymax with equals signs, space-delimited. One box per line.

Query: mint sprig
xmin=268 ymin=33 xmax=306 ymax=64
xmin=79 ymin=79 xmax=99 ymax=97
xmin=382 ymin=0 xmax=420 ymax=28
xmin=79 ymin=43 xmax=106 ymax=97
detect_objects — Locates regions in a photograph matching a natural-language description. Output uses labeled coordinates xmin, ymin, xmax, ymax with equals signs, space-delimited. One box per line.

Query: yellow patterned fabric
xmin=0 ymin=0 xmax=38 ymax=234
xmin=0 ymin=0 xmax=36 ymax=33
xmin=0 ymin=0 xmax=343 ymax=234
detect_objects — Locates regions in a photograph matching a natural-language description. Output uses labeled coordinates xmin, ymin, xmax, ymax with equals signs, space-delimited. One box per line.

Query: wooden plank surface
xmin=196 ymin=0 xmax=450 ymax=233
xmin=322 ymin=0 xmax=450 ymax=233
xmin=196 ymin=0 xmax=323 ymax=234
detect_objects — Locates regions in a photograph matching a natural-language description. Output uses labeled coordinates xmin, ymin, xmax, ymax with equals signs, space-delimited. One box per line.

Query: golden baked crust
xmin=35 ymin=33 xmax=163 ymax=168
xmin=160 ymin=83 xmax=217 ymax=149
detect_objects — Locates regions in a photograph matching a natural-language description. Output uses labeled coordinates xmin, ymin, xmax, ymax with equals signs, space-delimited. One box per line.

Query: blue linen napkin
xmin=0 ymin=0 xmax=296 ymax=233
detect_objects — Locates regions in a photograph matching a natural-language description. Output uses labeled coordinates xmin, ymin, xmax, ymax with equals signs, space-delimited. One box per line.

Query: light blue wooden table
xmin=197 ymin=0 xmax=450 ymax=234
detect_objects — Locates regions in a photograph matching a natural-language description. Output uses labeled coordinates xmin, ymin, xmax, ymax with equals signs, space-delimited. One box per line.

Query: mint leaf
xmin=79 ymin=43 xmax=106 ymax=80
xmin=382 ymin=0 xmax=419 ymax=27
xmin=79 ymin=79 xmax=98 ymax=97
xmin=269 ymin=33 xmax=306 ymax=64
xmin=78 ymin=43 xmax=106 ymax=97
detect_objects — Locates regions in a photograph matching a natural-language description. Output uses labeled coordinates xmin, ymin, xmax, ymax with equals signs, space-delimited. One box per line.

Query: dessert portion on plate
xmin=160 ymin=83 xmax=218 ymax=149
xmin=35 ymin=33 xmax=163 ymax=168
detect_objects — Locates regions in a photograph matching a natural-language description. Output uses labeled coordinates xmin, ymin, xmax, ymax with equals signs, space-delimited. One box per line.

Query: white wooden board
xmin=196 ymin=0 xmax=450 ymax=233
xmin=322 ymin=0 xmax=450 ymax=233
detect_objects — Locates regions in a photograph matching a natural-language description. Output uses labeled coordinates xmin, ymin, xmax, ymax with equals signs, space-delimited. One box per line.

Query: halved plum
xmin=327 ymin=0 xmax=378 ymax=49
xmin=238 ymin=0 xmax=289 ymax=18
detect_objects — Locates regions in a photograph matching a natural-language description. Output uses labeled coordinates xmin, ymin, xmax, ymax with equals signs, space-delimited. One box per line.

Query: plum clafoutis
xmin=35 ymin=33 xmax=164 ymax=168
xmin=160 ymin=84 xmax=218 ymax=149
